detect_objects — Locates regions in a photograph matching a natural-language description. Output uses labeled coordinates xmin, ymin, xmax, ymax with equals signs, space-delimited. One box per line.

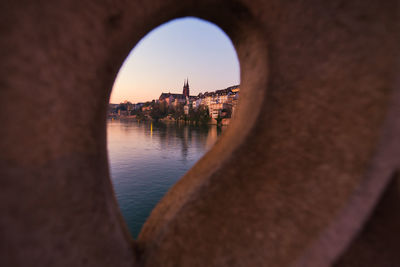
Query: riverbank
xmin=108 ymin=115 xmax=231 ymax=126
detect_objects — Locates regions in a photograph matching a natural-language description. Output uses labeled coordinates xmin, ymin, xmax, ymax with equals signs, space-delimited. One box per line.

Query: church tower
xmin=183 ymin=78 xmax=190 ymax=98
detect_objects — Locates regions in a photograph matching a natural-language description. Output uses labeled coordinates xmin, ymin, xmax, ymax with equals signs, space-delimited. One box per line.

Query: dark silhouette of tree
xmin=118 ymin=103 xmax=127 ymax=111
xmin=150 ymin=102 xmax=168 ymax=121
xmin=135 ymin=109 xmax=145 ymax=121
xmin=215 ymin=114 xmax=223 ymax=126
xmin=188 ymin=105 xmax=210 ymax=125
xmin=171 ymin=103 xmax=185 ymax=121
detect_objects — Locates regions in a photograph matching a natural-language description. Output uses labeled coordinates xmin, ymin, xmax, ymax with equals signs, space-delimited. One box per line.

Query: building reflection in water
xmin=107 ymin=119 xmax=226 ymax=238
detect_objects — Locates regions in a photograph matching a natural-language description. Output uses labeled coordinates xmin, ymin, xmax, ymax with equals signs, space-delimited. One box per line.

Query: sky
xmin=110 ymin=17 xmax=240 ymax=104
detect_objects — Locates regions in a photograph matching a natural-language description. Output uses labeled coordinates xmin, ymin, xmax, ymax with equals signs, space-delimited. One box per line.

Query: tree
xmin=215 ymin=114 xmax=223 ymax=126
xmin=171 ymin=103 xmax=184 ymax=121
xmin=150 ymin=102 xmax=167 ymax=121
xmin=191 ymin=105 xmax=210 ymax=126
xmin=220 ymin=107 xmax=232 ymax=118
xmin=133 ymin=109 xmax=145 ymax=121
xmin=118 ymin=103 xmax=127 ymax=111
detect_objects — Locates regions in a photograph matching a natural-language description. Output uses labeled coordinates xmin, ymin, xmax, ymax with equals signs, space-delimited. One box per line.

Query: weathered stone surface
xmin=334 ymin=174 xmax=400 ymax=267
xmin=0 ymin=0 xmax=398 ymax=266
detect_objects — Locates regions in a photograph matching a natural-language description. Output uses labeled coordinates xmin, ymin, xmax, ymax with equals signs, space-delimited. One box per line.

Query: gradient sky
xmin=110 ymin=17 xmax=240 ymax=104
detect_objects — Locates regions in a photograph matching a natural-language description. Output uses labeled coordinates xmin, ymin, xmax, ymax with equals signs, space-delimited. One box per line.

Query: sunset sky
xmin=110 ymin=17 xmax=240 ymax=104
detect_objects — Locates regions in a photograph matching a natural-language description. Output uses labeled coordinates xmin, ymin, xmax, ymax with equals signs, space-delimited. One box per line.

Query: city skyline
xmin=110 ymin=17 xmax=240 ymax=104
xmin=111 ymin=81 xmax=240 ymax=105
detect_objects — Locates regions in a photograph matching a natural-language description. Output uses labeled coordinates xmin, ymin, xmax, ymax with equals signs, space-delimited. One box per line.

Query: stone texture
xmin=0 ymin=0 xmax=398 ymax=266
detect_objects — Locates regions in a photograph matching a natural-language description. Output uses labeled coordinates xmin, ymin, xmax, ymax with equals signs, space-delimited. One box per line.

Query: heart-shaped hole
xmin=107 ymin=17 xmax=240 ymax=238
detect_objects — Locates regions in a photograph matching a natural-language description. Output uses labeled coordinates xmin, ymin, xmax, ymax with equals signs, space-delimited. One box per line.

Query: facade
xmin=142 ymin=106 xmax=152 ymax=112
xmin=192 ymin=98 xmax=203 ymax=109
xmin=110 ymin=83 xmax=240 ymax=121
xmin=184 ymin=104 xmax=189 ymax=115
xmin=191 ymin=85 xmax=240 ymax=119
xmin=209 ymin=103 xmax=232 ymax=119
xmin=134 ymin=103 xmax=144 ymax=110
xmin=159 ymin=93 xmax=185 ymax=105
xmin=159 ymin=79 xmax=193 ymax=106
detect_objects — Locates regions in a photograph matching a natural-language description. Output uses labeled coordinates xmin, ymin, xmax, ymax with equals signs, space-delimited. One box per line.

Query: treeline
xmin=150 ymin=102 xmax=210 ymax=125
xmin=112 ymin=101 xmax=212 ymax=125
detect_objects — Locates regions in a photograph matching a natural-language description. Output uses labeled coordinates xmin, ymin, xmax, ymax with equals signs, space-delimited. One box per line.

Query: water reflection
xmin=107 ymin=119 xmax=223 ymax=238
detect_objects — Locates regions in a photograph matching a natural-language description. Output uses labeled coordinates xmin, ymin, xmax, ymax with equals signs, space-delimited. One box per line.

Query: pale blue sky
xmin=110 ymin=17 xmax=240 ymax=104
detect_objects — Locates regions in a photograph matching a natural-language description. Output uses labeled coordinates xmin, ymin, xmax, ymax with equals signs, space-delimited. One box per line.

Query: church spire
xmin=183 ymin=77 xmax=190 ymax=98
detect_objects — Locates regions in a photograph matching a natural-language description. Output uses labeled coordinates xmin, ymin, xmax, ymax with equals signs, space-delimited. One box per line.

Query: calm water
xmin=107 ymin=119 xmax=221 ymax=238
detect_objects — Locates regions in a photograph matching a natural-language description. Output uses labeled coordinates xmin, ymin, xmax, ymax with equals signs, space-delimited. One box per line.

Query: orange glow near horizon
xmin=110 ymin=17 xmax=240 ymax=104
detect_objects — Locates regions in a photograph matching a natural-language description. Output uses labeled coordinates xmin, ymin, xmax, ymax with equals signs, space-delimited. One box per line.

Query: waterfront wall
xmin=0 ymin=0 xmax=399 ymax=267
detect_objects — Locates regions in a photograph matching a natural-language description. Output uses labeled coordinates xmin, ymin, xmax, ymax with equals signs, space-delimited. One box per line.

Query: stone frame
xmin=0 ymin=0 xmax=398 ymax=266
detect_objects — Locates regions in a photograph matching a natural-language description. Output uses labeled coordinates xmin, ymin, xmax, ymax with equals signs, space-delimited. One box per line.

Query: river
xmin=107 ymin=119 xmax=222 ymax=238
